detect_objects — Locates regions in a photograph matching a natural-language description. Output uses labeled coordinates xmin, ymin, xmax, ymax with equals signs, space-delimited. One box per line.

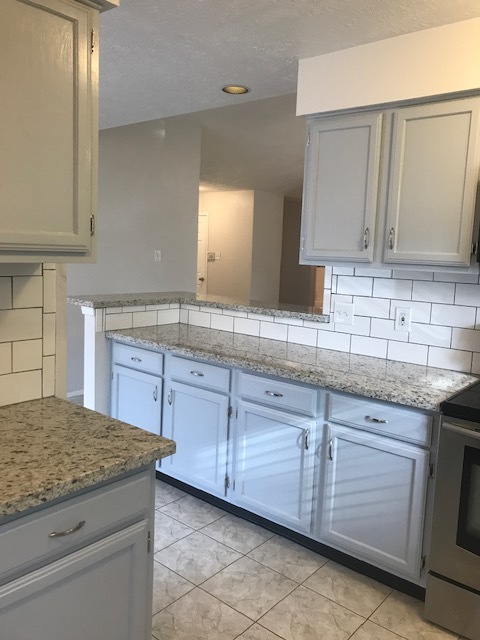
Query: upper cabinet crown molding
xmin=0 ymin=0 xmax=115 ymax=263
xmin=300 ymin=96 xmax=480 ymax=269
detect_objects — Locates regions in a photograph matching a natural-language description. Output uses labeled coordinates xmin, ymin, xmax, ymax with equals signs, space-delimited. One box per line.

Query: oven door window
xmin=457 ymin=445 xmax=480 ymax=556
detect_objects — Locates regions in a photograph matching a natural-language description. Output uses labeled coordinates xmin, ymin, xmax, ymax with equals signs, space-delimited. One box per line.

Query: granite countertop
xmin=0 ymin=397 xmax=175 ymax=518
xmin=67 ymin=291 xmax=329 ymax=323
xmin=106 ymin=323 xmax=478 ymax=411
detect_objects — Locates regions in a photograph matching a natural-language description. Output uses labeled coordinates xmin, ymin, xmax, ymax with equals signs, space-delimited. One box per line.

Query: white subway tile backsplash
xmin=223 ymin=309 xmax=248 ymax=318
xmin=455 ymin=284 xmax=480 ymax=307
xmin=123 ymin=305 xmax=145 ymax=313
xmin=145 ymin=303 xmax=170 ymax=311
xmin=332 ymin=267 xmax=354 ymax=275
xmin=42 ymin=269 xmax=56 ymax=313
xmin=179 ymin=309 xmax=189 ymax=324
xmin=434 ymin=272 xmax=479 ymax=284
xmin=0 ymin=279 xmax=12 ymax=310
xmin=388 ymin=341 xmax=428 ymax=366
xmin=413 ymin=281 xmax=455 ymax=304
xmin=211 ymin=313 xmax=234 ymax=333
xmin=13 ymin=339 xmax=43 ymax=372
xmin=188 ymin=310 xmax=211 ymax=328
xmin=13 ymin=276 xmax=43 ymax=309
xmin=334 ymin=315 xmax=371 ymax=336
xmin=234 ymin=317 xmax=260 ymax=337
xmin=389 ymin=300 xmax=431 ymax=324
xmin=373 ymin=278 xmax=412 ymax=300
xmin=392 ymin=269 xmax=434 ymax=281
xmin=331 ymin=294 xmax=353 ymax=305
xmin=105 ymin=312 xmax=133 ymax=331
xmin=409 ymin=323 xmax=451 ymax=348
xmin=0 ymin=308 xmax=42 ymax=342
xmin=337 ymin=276 xmax=373 ymax=296
xmin=353 ymin=296 xmax=390 ymax=318
xmin=287 ymin=325 xmax=317 ymax=347
xmin=105 ymin=306 xmax=123 ymax=314
xmin=274 ymin=316 xmax=303 ymax=326
xmin=0 ymin=343 xmax=11 ymax=375
xmin=0 ymin=370 xmax=42 ymax=406
xmin=431 ymin=304 xmax=476 ymax=329
xmin=428 ymin=347 xmax=472 ymax=372
xmin=324 ymin=267 xmax=332 ymax=289
xmin=317 ymin=329 xmax=351 ymax=352
xmin=472 ymin=352 xmax=480 ymax=375
xmin=355 ymin=268 xmax=392 ymax=278
xmin=451 ymin=327 xmax=480 ymax=352
xmin=260 ymin=321 xmax=288 ymax=342
xmin=133 ymin=310 xmax=157 ymax=328
xmin=248 ymin=313 xmax=274 ymax=322
xmin=371 ymin=318 xmax=408 ymax=342
xmin=351 ymin=335 xmax=387 ymax=359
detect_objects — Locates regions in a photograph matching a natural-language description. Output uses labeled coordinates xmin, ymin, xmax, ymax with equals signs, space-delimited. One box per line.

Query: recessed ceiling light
xmin=222 ymin=84 xmax=250 ymax=95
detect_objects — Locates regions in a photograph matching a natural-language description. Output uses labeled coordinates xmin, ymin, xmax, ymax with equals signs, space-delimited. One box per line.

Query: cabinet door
xmin=0 ymin=0 xmax=96 ymax=258
xmin=232 ymin=401 xmax=315 ymax=533
xmin=384 ymin=99 xmax=480 ymax=266
xmin=161 ymin=381 xmax=229 ymax=498
xmin=300 ymin=112 xmax=383 ymax=263
xmin=320 ymin=424 xmax=429 ymax=579
xmin=111 ymin=364 xmax=162 ymax=436
xmin=0 ymin=521 xmax=150 ymax=640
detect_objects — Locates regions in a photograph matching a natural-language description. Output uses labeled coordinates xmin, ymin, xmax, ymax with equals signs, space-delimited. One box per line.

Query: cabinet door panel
xmin=385 ymin=99 xmax=480 ymax=265
xmin=301 ymin=112 xmax=382 ymax=263
xmin=233 ymin=401 xmax=315 ymax=532
xmin=111 ymin=365 xmax=162 ymax=436
xmin=320 ymin=425 xmax=428 ymax=579
xmin=0 ymin=0 xmax=94 ymax=255
xmin=161 ymin=381 xmax=229 ymax=497
xmin=0 ymin=521 xmax=149 ymax=640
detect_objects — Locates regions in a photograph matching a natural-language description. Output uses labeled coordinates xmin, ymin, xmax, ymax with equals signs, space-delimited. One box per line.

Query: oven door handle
xmin=443 ymin=421 xmax=480 ymax=440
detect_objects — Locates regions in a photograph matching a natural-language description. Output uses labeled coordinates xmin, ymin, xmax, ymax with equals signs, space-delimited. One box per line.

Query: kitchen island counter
xmin=107 ymin=323 xmax=478 ymax=411
xmin=0 ymin=396 xmax=175 ymax=519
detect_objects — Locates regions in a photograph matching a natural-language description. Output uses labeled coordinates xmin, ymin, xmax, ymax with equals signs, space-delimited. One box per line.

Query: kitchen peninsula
xmin=0 ymin=397 xmax=175 ymax=639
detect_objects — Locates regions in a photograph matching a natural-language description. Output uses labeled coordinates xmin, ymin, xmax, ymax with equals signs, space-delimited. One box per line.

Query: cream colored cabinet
xmin=300 ymin=97 xmax=480 ymax=268
xmin=0 ymin=0 xmax=101 ymax=262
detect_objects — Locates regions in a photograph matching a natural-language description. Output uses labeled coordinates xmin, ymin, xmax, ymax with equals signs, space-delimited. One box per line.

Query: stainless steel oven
xmin=425 ymin=415 xmax=480 ymax=640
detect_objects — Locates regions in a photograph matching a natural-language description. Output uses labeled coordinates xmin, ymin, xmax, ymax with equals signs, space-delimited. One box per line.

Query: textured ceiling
xmin=99 ymin=0 xmax=480 ymax=130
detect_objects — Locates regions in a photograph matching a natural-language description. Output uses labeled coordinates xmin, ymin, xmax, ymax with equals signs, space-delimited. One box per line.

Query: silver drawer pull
xmin=328 ymin=438 xmax=333 ymax=461
xmin=190 ymin=370 xmax=205 ymax=377
xmin=153 ymin=385 xmax=158 ymax=402
xmin=265 ymin=391 xmax=283 ymax=398
xmin=48 ymin=520 xmax=86 ymax=539
xmin=131 ymin=357 xmax=142 ymax=362
xmin=365 ymin=415 xmax=388 ymax=424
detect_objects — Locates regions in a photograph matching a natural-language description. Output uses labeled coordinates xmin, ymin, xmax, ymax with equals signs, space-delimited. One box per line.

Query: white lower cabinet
xmin=161 ymin=380 xmax=229 ymax=498
xmin=319 ymin=423 xmax=429 ymax=580
xmin=231 ymin=400 xmax=316 ymax=533
xmin=111 ymin=365 xmax=162 ymax=436
xmin=0 ymin=468 xmax=155 ymax=640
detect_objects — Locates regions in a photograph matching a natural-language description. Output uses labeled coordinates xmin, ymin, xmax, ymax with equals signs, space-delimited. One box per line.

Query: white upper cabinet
xmin=301 ymin=113 xmax=383 ymax=263
xmin=384 ymin=99 xmax=480 ymax=266
xmin=0 ymin=0 xmax=99 ymax=262
xmin=300 ymin=96 xmax=480 ymax=268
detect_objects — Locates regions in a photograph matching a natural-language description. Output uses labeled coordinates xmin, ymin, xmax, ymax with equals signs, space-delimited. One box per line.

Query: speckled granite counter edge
xmin=67 ymin=291 xmax=330 ymax=323
xmin=106 ymin=327 xmax=478 ymax=412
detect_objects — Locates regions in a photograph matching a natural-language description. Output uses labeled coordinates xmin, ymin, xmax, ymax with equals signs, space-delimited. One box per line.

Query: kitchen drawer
xmin=238 ymin=372 xmax=318 ymax=416
xmin=0 ymin=470 xmax=151 ymax=583
xmin=168 ymin=356 xmax=230 ymax=393
xmin=112 ymin=342 xmax=163 ymax=375
xmin=328 ymin=393 xmax=432 ymax=446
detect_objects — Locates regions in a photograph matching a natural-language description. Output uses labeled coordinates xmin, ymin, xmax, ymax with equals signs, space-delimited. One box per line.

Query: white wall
xmin=251 ymin=191 xmax=284 ymax=302
xmin=297 ymin=18 xmax=480 ymax=116
xmin=67 ymin=117 xmax=202 ymax=395
xmin=199 ymin=190 xmax=254 ymax=300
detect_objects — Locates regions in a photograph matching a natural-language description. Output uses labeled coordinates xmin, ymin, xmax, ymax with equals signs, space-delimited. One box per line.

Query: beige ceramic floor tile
xmin=248 ymin=535 xmax=328 ymax=583
xmin=303 ymin=560 xmax=391 ymax=617
xmin=155 ymin=480 xmax=187 ymax=508
xmin=202 ymin=513 xmax=274 ymax=554
xmin=371 ymin=591 xmax=459 ymax=640
xmin=152 ymin=560 xmax=194 ymax=615
xmin=350 ymin=620 xmax=407 ymax=640
xmin=160 ymin=494 xmax=226 ymax=529
xmin=202 ymin=556 xmax=297 ymax=620
xmin=155 ymin=531 xmax=242 ymax=585
xmin=259 ymin=584 xmax=365 ymax=640
xmin=151 ymin=587 xmax=251 ymax=640
xmin=154 ymin=510 xmax=194 ymax=552
xmin=236 ymin=623 xmax=286 ymax=639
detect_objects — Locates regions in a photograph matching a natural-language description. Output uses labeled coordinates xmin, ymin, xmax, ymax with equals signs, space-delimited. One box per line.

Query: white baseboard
xmin=67 ymin=389 xmax=84 ymax=399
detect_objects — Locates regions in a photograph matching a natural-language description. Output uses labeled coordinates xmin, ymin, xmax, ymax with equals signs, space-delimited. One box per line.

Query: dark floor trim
xmin=156 ymin=471 xmax=426 ymax=601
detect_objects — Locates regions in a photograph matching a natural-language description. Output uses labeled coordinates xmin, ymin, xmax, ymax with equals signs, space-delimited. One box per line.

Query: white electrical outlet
xmin=395 ymin=307 xmax=411 ymax=332
xmin=334 ymin=302 xmax=354 ymax=325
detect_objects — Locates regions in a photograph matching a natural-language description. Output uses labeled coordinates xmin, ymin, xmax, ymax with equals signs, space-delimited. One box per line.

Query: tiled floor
xmin=152 ymin=479 xmax=462 ymax=640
